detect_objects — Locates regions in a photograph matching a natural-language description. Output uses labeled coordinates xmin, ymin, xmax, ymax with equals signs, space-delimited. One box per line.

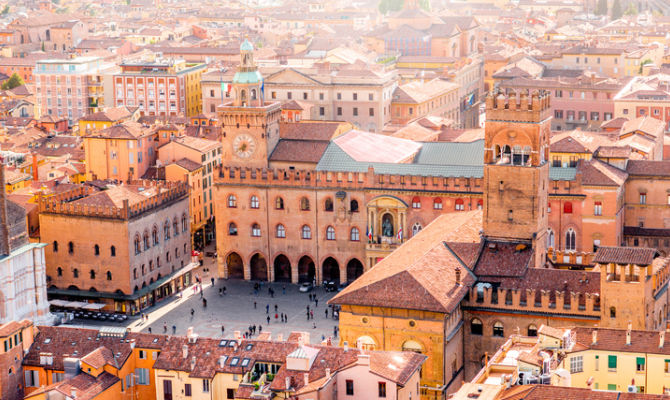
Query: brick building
xmin=38 ymin=181 xmax=194 ymax=314
xmin=0 ymin=321 xmax=34 ymax=400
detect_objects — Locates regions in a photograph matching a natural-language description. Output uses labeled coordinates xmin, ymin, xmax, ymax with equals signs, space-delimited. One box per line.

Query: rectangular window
xmin=554 ymin=110 xmax=563 ymax=119
xmin=608 ymin=355 xmax=617 ymax=370
xmin=319 ymin=107 xmax=325 ymax=116
xmin=353 ymin=107 xmax=358 ymax=116
xmin=227 ymin=388 xmax=235 ymax=399
xmin=636 ymin=357 xmax=645 ymax=372
xmin=337 ymin=93 xmax=342 ymax=100
xmin=185 ymin=383 xmax=192 ymax=396
xmin=369 ymin=107 xmax=374 ymax=116
xmin=287 ymin=92 xmax=292 ymax=100
xmin=590 ymin=111 xmax=600 ymax=121
xmin=271 ymin=91 xmax=276 ymax=99
xmin=202 ymin=379 xmax=210 ymax=393
xmin=136 ymin=368 xmax=150 ymax=385
xmin=353 ymin=93 xmax=358 ymax=101
xmin=346 ymin=379 xmax=354 ymax=395
xmin=595 ymin=355 xmax=599 ymax=371
xmin=594 ymin=201 xmax=602 ymax=216
xmin=337 ymin=107 xmax=342 ymax=116
xmin=608 ymin=384 xmax=617 ymax=391
xmin=24 ymin=370 xmax=39 ymax=387
xmin=665 ymin=359 xmax=670 ymax=373
xmin=378 ymin=382 xmax=386 ymax=397
xmin=570 ymin=356 xmax=583 ymax=373
xmin=640 ymin=193 xmax=647 ymax=204
xmin=53 ymin=372 xmax=64 ymax=383
xmin=319 ymin=93 xmax=324 ymax=100
xmin=139 ymin=350 xmax=146 ymax=359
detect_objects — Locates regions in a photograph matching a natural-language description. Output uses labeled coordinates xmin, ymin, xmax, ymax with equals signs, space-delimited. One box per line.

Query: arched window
xmin=57 ymin=267 xmax=63 ymax=277
xmin=228 ymin=195 xmax=237 ymax=208
xmin=107 ymin=271 xmax=112 ymax=281
xmin=564 ymin=202 xmax=573 ymax=214
xmin=547 ymin=228 xmax=555 ymax=249
xmin=502 ymin=145 xmax=511 ymax=164
xmin=73 ymin=268 xmax=79 ymax=278
xmin=300 ymin=197 xmax=310 ymax=211
xmin=350 ymin=199 xmax=359 ymax=212
xmin=173 ymin=218 xmax=179 ymax=236
xmin=493 ymin=322 xmax=504 ymax=337
xmin=350 ymin=227 xmax=360 ymax=241
xmin=565 ymin=228 xmax=576 ymax=251
xmin=141 ymin=264 xmax=145 ymax=274
xmin=182 ymin=213 xmax=187 ymax=232
xmin=610 ymin=306 xmax=616 ymax=318
xmin=94 ymin=244 xmax=100 ymax=256
xmin=455 ymin=199 xmax=464 ymax=211
xmin=143 ymin=232 xmax=150 ymax=250
xmin=433 ymin=198 xmax=443 ymax=210
xmin=301 ymin=225 xmax=311 ymax=239
xmin=326 ymin=226 xmax=335 ymax=240
xmin=68 ymin=241 xmax=74 ymax=254
xmin=53 ymin=241 xmax=58 ymax=252
xmin=133 ymin=268 xmax=137 ymax=279
xmin=250 ymin=195 xmax=260 ymax=209
xmin=324 ymin=198 xmax=333 ymax=212
xmin=401 ymin=340 xmax=423 ymax=354
xmin=412 ymin=222 xmax=422 ymax=237
xmin=251 ymin=223 xmax=261 ymax=237
xmin=275 ymin=197 xmax=284 ymax=210
xmin=528 ymin=324 xmax=538 ymax=337
xmin=90 ymin=270 xmax=95 ymax=279
xmin=152 ymin=226 xmax=159 ymax=245
xmin=228 ymin=222 xmax=238 ymax=236
xmin=412 ymin=196 xmax=421 ymax=209
xmin=165 ymin=220 xmax=171 ymax=240
xmin=471 ymin=318 xmax=483 ymax=335
xmin=276 ymin=224 xmax=286 ymax=238
xmin=505 ymin=290 xmax=513 ymax=305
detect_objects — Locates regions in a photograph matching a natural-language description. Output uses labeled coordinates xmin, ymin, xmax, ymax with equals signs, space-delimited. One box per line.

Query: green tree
xmin=611 ymin=0 xmax=622 ymax=19
xmin=1 ymin=73 xmax=24 ymax=90
xmin=595 ymin=0 xmax=607 ymax=15
xmin=639 ymin=58 xmax=653 ymax=74
xmin=41 ymin=41 xmax=45 ymax=51
xmin=1 ymin=5 xmax=9 ymax=15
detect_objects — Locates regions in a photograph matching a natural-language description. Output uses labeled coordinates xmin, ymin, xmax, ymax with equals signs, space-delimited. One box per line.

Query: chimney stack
xmin=182 ymin=344 xmax=188 ymax=358
xmin=32 ymin=153 xmax=38 ymax=181
xmin=325 ymin=368 xmax=331 ymax=380
xmin=343 ymin=341 xmax=349 ymax=352
xmin=191 ymin=356 xmax=196 ymax=371
xmin=661 ymin=331 xmax=665 ymax=348
xmin=303 ymin=373 xmax=309 ymax=386
xmin=455 ymin=267 xmax=461 ymax=284
xmin=592 ymin=330 xmax=597 ymax=344
xmin=626 ymin=322 xmax=632 ymax=345
xmin=285 ymin=377 xmax=291 ymax=390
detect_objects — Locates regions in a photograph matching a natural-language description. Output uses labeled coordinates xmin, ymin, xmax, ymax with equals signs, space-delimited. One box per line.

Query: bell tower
xmin=217 ymin=39 xmax=281 ymax=168
xmin=483 ymin=90 xmax=551 ymax=267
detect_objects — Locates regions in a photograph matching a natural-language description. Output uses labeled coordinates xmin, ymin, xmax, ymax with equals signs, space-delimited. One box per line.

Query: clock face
xmin=232 ymin=134 xmax=256 ymax=159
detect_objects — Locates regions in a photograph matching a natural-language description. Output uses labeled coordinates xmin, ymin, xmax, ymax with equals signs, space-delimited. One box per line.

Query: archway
xmin=273 ymin=254 xmax=291 ymax=282
xmin=226 ymin=252 xmax=244 ymax=279
xmin=298 ymin=256 xmax=315 ymax=283
xmin=346 ymin=259 xmax=364 ymax=283
xmin=322 ymin=257 xmax=340 ymax=285
xmin=250 ymin=253 xmax=268 ymax=281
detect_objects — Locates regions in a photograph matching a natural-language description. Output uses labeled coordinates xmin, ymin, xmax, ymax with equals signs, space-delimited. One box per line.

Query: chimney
xmin=277 ymin=334 xmax=283 ymax=342
xmin=661 ymin=331 xmax=665 ymax=348
xmin=592 ymin=330 xmax=597 ymax=344
xmin=285 ymin=377 xmax=291 ymax=390
xmin=71 ymin=388 xmax=77 ymax=398
xmin=357 ymin=354 xmax=370 ymax=366
xmin=190 ymin=356 xmax=196 ymax=371
xmin=182 ymin=344 xmax=188 ymax=358
xmin=234 ymin=331 xmax=241 ymax=342
xmin=626 ymin=322 xmax=632 ymax=345
xmin=219 ymin=356 xmax=226 ymax=368
xmin=303 ymin=373 xmax=309 ymax=386
xmin=455 ymin=267 xmax=461 ymax=284
xmin=0 ymin=163 xmax=9 ymax=257
xmin=187 ymin=327 xmax=194 ymax=337
xmin=325 ymin=368 xmax=331 ymax=380
xmin=32 ymin=153 xmax=38 ymax=181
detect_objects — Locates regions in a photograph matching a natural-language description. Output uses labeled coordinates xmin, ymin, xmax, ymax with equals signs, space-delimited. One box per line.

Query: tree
xmin=639 ymin=58 xmax=653 ymax=74
xmin=595 ymin=0 xmax=607 ymax=15
xmin=418 ymin=0 xmax=430 ymax=11
xmin=1 ymin=73 xmax=24 ymax=90
xmin=41 ymin=41 xmax=45 ymax=51
xmin=611 ymin=0 xmax=623 ymax=19
xmin=1 ymin=5 xmax=9 ymax=15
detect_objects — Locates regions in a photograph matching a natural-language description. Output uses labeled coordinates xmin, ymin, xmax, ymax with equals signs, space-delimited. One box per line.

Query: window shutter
xmin=608 ymin=355 xmax=617 ymax=369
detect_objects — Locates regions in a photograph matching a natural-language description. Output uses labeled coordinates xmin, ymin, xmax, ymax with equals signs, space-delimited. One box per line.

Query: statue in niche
xmin=382 ymin=214 xmax=393 ymax=237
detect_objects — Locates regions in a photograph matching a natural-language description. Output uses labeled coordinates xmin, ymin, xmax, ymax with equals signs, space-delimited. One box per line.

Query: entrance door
xmin=163 ymin=379 xmax=172 ymax=400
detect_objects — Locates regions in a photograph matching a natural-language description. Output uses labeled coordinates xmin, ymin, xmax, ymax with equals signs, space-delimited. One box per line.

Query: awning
xmin=81 ymin=303 xmax=106 ymax=310
xmin=49 ymin=299 xmax=70 ymax=307
xmin=64 ymin=301 xmax=88 ymax=308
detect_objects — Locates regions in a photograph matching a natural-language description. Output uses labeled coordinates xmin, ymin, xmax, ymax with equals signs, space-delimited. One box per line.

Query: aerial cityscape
xmin=0 ymin=0 xmax=669 ymax=399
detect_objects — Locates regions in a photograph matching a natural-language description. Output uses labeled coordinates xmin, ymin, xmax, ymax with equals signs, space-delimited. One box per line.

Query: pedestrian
xmin=267 ymin=315 xmax=270 ymax=324
xmin=211 ymin=277 xmax=215 ymax=286
xmin=315 ymin=298 xmax=318 ymax=307
xmin=163 ymin=322 xmax=167 ymax=333
xmin=325 ymin=309 xmax=328 ymax=318
xmin=219 ymin=288 xmax=223 ymax=296
xmin=172 ymin=325 xmax=176 ymax=335
xmin=223 ymin=286 xmax=227 ymax=295
xmin=333 ymin=326 xmax=338 ymax=337
xmin=140 ymin=312 xmax=144 ymax=321
xmin=275 ymin=313 xmax=278 ymax=321
xmin=254 ymin=301 xmax=257 ymax=309
xmin=266 ymin=304 xmax=270 ymax=314
xmin=202 ymin=298 xmax=207 ymax=307
xmin=274 ymin=304 xmax=278 ymax=312
xmin=306 ymin=311 xmax=310 ymax=321
xmin=190 ymin=308 xmax=195 ymax=316
xmin=148 ymin=327 xmax=152 ymax=333
xmin=306 ymin=305 xmax=310 ymax=313
xmin=312 ymin=322 xmax=316 ymax=329
xmin=221 ymin=325 xmax=225 ymax=335
xmin=259 ymin=325 xmax=262 ymax=333
xmin=310 ymin=310 xmax=313 ymax=319
xmin=253 ymin=325 xmax=256 ymax=334
xmin=282 ymin=285 xmax=286 ymax=295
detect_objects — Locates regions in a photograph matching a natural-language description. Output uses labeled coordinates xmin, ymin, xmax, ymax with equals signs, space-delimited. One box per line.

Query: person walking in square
xmin=267 ymin=315 xmax=270 ymax=324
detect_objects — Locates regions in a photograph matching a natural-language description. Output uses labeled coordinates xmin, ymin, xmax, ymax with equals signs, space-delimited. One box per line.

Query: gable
xmin=264 ymin=68 xmax=323 ymax=86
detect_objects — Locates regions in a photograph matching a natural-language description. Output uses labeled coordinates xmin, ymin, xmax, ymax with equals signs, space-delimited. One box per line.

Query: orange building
xmin=0 ymin=320 xmax=34 ymax=400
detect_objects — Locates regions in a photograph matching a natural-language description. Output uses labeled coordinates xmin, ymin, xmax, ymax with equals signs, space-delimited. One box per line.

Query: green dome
xmin=240 ymin=39 xmax=254 ymax=52
xmin=233 ymin=70 xmax=262 ymax=84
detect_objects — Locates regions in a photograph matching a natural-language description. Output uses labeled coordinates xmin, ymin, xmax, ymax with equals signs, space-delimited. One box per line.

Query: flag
xmin=260 ymin=79 xmax=265 ymax=101
xmin=396 ymin=227 xmax=403 ymax=241
xmin=367 ymin=226 xmax=372 ymax=241
xmin=221 ymin=82 xmax=232 ymax=94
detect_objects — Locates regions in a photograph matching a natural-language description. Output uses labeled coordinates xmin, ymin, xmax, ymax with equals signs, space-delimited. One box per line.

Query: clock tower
xmin=217 ymin=39 xmax=281 ymax=168
xmin=483 ymin=89 xmax=551 ymax=268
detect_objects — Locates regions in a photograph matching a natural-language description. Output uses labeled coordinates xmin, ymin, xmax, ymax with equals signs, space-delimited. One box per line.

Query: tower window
xmin=564 ymin=202 xmax=573 ymax=214
xmin=565 ymin=228 xmax=576 ymax=251
xmin=507 ymin=210 xmax=513 ymax=221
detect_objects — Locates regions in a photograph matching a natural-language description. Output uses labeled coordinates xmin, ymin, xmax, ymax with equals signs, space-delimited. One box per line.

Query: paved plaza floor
xmin=137 ymin=279 xmax=340 ymax=342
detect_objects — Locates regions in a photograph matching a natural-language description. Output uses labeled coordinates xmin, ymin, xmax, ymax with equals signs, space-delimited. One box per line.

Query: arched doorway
xmin=226 ymin=252 xmax=244 ymax=279
xmin=250 ymin=253 xmax=268 ymax=281
xmin=322 ymin=257 xmax=340 ymax=285
xmin=346 ymin=259 xmax=364 ymax=283
xmin=298 ymin=256 xmax=315 ymax=283
xmin=273 ymin=254 xmax=291 ymax=282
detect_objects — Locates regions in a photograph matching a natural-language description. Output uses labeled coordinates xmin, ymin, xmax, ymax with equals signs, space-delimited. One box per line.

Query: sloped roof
xmin=578 ymin=159 xmax=627 ymax=187
xmin=626 ymin=160 xmax=670 ymax=177
xmin=550 ymin=136 xmax=589 ymax=153
xmin=269 ymin=139 xmax=329 ymax=163
xmin=594 ymin=246 xmax=659 ymax=265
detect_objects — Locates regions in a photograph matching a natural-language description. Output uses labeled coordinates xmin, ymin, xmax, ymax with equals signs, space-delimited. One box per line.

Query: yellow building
xmin=77 ymin=106 xmax=139 ymax=136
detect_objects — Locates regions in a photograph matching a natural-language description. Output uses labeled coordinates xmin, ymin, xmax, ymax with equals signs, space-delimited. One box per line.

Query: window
xmin=326 ymin=226 xmax=335 ymax=240
xmin=492 ymin=322 xmax=504 ymax=337
xmin=300 ymin=197 xmax=310 ymax=211
xmin=610 ymin=306 xmax=616 ymax=318
xmin=350 ymin=227 xmax=360 ymax=241
xmin=636 ymin=357 xmax=645 ymax=372
xmin=640 ymin=192 xmax=647 ymax=204
xmin=664 ymin=359 xmax=670 ymax=373
xmin=276 ymin=224 xmax=286 ymax=238
xmin=228 ymin=223 xmax=238 ymax=236
xmin=565 ymin=228 xmax=576 ymax=251
xmin=608 ymin=355 xmax=617 ymax=370
xmin=202 ymin=379 xmax=210 ymax=393
xmin=350 ymin=199 xmax=359 ymax=212
xmin=136 ymin=368 xmax=150 ymax=385
xmin=251 ymin=224 xmax=261 ymax=237
xmin=139 ymin=350 xmax=146 ymax=359
xmin=455 ymin=199 xmax=464 ymax=211
xmin=528 ymin=324 xmax=538 ymax=336
xmin=227 ymin=388 xmax=235 ymax=399
xmin=73 ymin=268 xmax=79 ymax=278
xmin=303 ymin=92 xmax=308 ymax=100
xmin=433 ymin=198 xmax=443 ymax=210
xmin=68 ymin=241 xmax=74 ymax=254
xmin=346 ymin=380 xmax=354 ymax=395
xmin=324 ymin=198 xmax=333 ymax=212
xmin=554 ymin=110 xmax=564 ymax=119
xmin=471 ymin=318 xmax=483 ymax=335
xmin=111 ymin=245 xmax=116 ymax=257
xmin=353 ymin=93 xmax=358 ymax=101
xmin=608 ymin=384 xmax=617 ymax=391
xmin=53 ymin=241 xmax=58 ymax=252
xmin=57 ymin=267 xmax=63 ymax=276
xmin=337 ymin=107 xmax=342 ymax=116
xmin=319 ymin=107 xmax=325 ymax=116
xmin=287 ymin=92 xmax=292 ymax=100
xmin=570 ymin=356 xmax=583 ymax=373
xmin=353 ymin=107 xmax=358 ymax=116
xmin=369 ymin=107 xmax=374 ymax=116
xmin=301 ymin=225 xmax=311 ymax=239
xmin=412 ymin=197 xmax=421 ymax=209
xmin=275 ymin=197 xmax=284 ymax=210
xmin=594 ymin=201 xmax=602 ymax=216
xmin=107 ymin=271 xmax=112 ymax=281
xmin=90 ymin=270 xmax=96 ymax=279
xmin=412 ymin=223 xmax=422 ymax=237
xmin=185 ymin=383 xmax=192 ymax=396
xmin=227 ymin=195 xmax=237 ymax=208
xmin=250 ymin=195 xmax=260 ymax=209
xmin=24 ymin=370 xmax=39 ymax=387
xmin=564 ymin=202 xmax=573 ymax=214
xmin=378 ymin=382 xmax=386 ymax=397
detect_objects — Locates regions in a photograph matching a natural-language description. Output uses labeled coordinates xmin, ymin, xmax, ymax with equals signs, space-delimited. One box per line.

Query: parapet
xmin=486 ymin=89 xmax=551 ymax=123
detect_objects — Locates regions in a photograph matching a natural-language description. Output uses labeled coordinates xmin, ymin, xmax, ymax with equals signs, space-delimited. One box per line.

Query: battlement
xmin=216 ymin=165 xmax=484 ymax=194
xmin=38 ymin=180 xmax=189 ymax=220
xmin=547 ymin=248 xmax=594 ymax=268
xmin=653 ymin=258 xmax=670 ymax=297
xmin=486 ymin=89 xmax=551 ymax=123
xmin=463 ymin=285 xmax=601 ymax=318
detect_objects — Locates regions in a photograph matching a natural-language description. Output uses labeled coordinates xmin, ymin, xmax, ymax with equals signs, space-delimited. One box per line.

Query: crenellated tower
xmin=483 ymin=89 xmax=551 ymax=267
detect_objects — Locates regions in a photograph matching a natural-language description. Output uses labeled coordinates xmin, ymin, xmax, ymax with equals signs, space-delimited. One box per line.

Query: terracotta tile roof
xmin=620 ymin=116 xmax=665 ymax=138
xmin=550 ymin=136 xmax=589 ymax=153
xmin=170 ymin=135 xmax=221 ymax=153
xmin=494 ymin=268 xmax=600 ymax=295
xmin=473 ymin=241 xmax=532 ymax=278
xmin=269 ymin=139 xmax=329 ymax=163
xmin=70 ymin=185 xmax=160 ymax=208
xmin=173 ymin=158 xmax=202 ymax=172
xmin=369 ymin=351 xmax=426 ymax=386
xmin=600 ymin=117 xmax=628 ymax=130
xmin=392 ymin=78 xmax=458 ymax=104
xmin=593 ymin=246 xmax=659 ymax=265
xmin=626 ymin=160 xmax=670 ymax=177
xmin=334 ymin=130 xmax=423 ymax=163
xmin=594 ymin=145 xmax=632 ymax=159
xmin=279 ymin=122 xmax=346 ymax=141
xmin=281 ymin=99 xmax=303 ymax=111
xmin=572 ymin=326 xmax=670 ymax=356
xmin=537 ymin=325 xmax=566 ymax=339
xmin=0 ymin=320 xmax=31 ymax=337
xmin=80 ymin=346 xmax=116 ymax=369
xmin=500 ymin=385 xmax=670 ymax=399
xmin=44 ymin=371 xmax=119 ymax=400
xmin=81 ymin=106 xmax=136 ymax=122
xmin=578 ymin=159 xmax=627 ymax=187
xmin=330 ymin=211 xmax=481 ymax=313
xmin=90 ymin=121 xmax=153 ymax=139
xmin=624 ymin=226 xmax=670 ymax=237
